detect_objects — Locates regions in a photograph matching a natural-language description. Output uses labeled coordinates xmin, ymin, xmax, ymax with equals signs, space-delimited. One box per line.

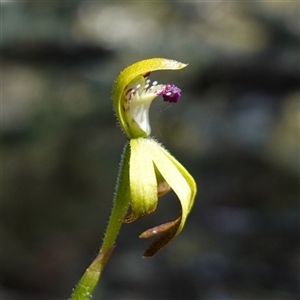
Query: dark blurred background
xmin=2 ymin=1 xmax=299 ymax=300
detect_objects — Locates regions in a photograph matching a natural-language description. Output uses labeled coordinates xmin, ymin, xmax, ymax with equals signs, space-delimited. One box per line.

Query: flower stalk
xmin=70 ymin=58 xmax=196 ymax=300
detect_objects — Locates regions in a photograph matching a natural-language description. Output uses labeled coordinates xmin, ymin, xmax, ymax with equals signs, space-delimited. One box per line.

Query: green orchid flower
xmin=71 ymin=58 xmax=196 ymax=300
xmin=113 ymin=58 xmax=197 ymax=257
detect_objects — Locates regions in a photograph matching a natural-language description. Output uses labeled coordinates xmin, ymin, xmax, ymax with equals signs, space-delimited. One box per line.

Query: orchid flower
xmin=112 ymin=58 xmax=197 ymax=256
xmin=71 ymin=58 xmax=197 ymax=300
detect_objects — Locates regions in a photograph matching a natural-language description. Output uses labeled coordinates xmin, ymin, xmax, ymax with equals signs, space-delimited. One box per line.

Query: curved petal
xmin=112 ymin=58 xmax=187 ymax=138
xmin=140 ymin=139 xmax=197 ymax=257
xmin=158 ymin=144 xmax=197 ymax=213
xmin=123 ymin=138 xmax=158 ymax=223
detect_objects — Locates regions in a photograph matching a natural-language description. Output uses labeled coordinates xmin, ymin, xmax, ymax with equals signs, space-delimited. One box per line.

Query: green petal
xmin=140 ymin=139 xmax=197 ymax=257
xmin=123 ymin=138 xmax=158 ymax=222
xmin=158 ymin=144 xmax=197 ymax=214
xmin=112 ymin=58 xmax=187 ymax=138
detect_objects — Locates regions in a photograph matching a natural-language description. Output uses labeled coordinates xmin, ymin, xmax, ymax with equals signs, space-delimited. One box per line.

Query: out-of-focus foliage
xmin=3 ymin=2 xmax=299 ymax=300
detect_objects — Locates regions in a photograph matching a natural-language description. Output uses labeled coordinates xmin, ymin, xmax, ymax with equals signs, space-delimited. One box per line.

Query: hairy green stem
xmin=70 ymin=143 xmax=131 ymax=300
xmin=100 ymin=142 xmax=131 ymax=254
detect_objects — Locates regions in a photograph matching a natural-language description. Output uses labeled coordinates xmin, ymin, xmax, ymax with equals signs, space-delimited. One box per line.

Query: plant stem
xmin=100 ymin=142 xmax=131 ymax=254
xmin=70 ymin=143 xmax=131 ymax=300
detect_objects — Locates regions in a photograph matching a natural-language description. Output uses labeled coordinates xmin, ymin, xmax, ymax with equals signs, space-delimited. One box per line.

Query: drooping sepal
xmin=140 ymin=139 xmax=196 ymax=257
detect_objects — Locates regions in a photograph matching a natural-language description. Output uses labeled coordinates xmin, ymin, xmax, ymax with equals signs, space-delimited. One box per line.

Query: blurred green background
xmin=2 ymin=1 xmax=299 ymax=300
